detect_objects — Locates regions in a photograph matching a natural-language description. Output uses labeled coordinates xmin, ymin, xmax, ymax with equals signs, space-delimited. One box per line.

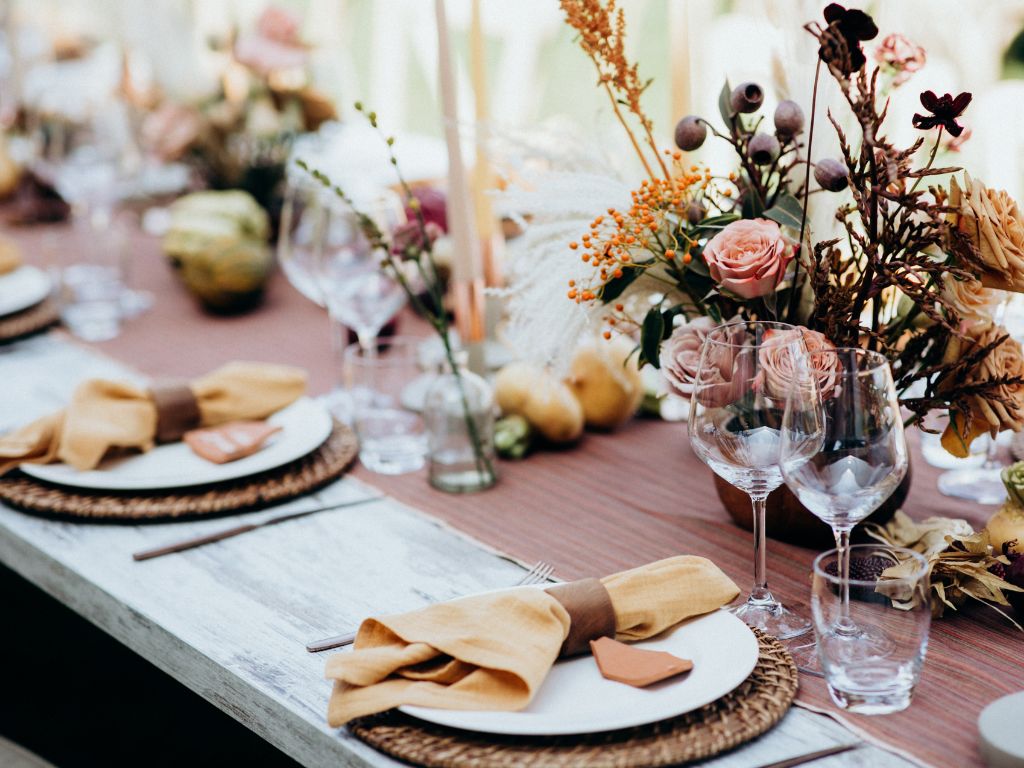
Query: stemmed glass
xmin=313 ymin=191 xmax=407 ymax=360
xmin=688 ymin=320 xmax=817 ymax=639
xmin=278 ymin=177 xmax=407 ymax=417
xmin=781 ymin=348 xmax=909 ymax=650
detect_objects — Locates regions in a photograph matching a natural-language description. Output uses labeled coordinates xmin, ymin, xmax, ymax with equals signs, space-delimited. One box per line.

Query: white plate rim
xmin=20 ymin=396 xmax=332 ymax=491
xmin=0 ymin=265 xmax=51 ymax=317
xmin=400 ymin=607 xmax=758 ymax=736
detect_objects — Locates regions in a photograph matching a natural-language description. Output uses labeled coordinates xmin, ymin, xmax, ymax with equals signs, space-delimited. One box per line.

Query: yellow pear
xmin=494 ymin=362 xmax=584 ymax=443
xmin=567 ymin=336 xmax=644 ymax=430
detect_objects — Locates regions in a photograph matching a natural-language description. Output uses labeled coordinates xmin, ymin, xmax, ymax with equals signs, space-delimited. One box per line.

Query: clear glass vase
xmin=424 ymin=364 xmax=498 ymax=493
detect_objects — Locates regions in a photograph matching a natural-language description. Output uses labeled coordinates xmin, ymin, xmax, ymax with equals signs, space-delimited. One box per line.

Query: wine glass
xmin=278 ymin=177 xmax=408 ymax=417
xmin=687 ymin=320 xmax=817 ymax=639
xmin=781 ymin=348 xmax=909 ymax=649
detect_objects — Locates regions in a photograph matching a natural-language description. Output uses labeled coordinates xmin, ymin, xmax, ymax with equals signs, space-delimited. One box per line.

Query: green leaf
xmin=640 ymin=307 xmax=665 ymax=369
xmin=599 ymin=265 xmax=643 ymax=303
xmin=694 ymin=213 xmax=740 ymax=235
xmin=763 ymin=193 xmax=804 ymax=230
xmin=718 ymin=80 xmax=734 ymax=126
xmin=686 ymin=251 xmax=710 ymax=277
xmin=742 ymin=191 xmax=764 ymax=219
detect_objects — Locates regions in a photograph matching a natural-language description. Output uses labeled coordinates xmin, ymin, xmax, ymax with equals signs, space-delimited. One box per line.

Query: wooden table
xmin=2 ymin=222 xmax=1021 ymax=767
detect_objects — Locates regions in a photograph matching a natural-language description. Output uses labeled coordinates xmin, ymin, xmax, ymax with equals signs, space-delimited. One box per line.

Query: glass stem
xmin=750 ymin=493 xmax=771 ymax=603
xmin=835 ymin=525 xmax=855 ymax=631
xmin=981 ymin=433 xmax=1000 ymax=471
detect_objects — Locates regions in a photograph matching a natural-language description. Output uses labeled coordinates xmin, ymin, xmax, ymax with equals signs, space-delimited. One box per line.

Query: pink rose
xmin=662 ymin=319 xmax=749 ymax=408
xmin=660 ymin=316 xmax=718 ymax=398
xmin=391 ymin=220 xmax=443 ymax=259
xmin=141 ymin=103 xmax=202 ymax=161
xmin=235 ymin=6 xmax=307 ymax=76
xmin=757 ymin=327 xmax=841 ymax=402
xmin=256 ymin=6 xmax=302 ymax=46
xmin=703 ymin=219 xmax=793 ymax=300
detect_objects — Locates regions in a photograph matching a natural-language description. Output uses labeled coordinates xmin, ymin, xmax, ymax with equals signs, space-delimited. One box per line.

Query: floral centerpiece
xmin=142 ymin=5 xmax=335 ymax=220
xmin=505 ymin=1 xmax=1024 ymax=461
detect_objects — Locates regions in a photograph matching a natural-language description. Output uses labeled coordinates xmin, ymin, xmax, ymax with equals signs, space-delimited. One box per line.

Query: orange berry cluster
xmin=567 ymin=158 xmax=711 ymax=307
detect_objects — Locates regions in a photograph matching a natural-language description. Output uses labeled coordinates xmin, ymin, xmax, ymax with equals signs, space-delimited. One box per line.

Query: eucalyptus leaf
xmin=718 ymin=80 xmax=734 ymax=125
xmin=763 ymin=193 xmax=804 ymax=230
xmin=695 ymin=213 xmax=740 ymax=235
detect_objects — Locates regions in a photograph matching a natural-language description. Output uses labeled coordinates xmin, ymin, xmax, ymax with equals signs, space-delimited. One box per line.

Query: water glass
xmin=60 ymin=250 xmax=123 ymax=343
xmin=812 ymin=544 xmax=931 ymax=715
xmin=343 ymin=337 xmax=428 ymax=475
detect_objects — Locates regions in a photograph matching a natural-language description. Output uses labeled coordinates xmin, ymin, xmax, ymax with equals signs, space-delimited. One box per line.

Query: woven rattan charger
xmin=0 ymin=421 xmax=359 ymax=521
xmin=0 ymin=297 xmax=59 ymax=344
xmin=350 ymin=628 xmax=798 ymax=768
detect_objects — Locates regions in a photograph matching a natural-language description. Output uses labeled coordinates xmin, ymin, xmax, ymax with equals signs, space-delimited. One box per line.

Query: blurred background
xmin=5 ymin=0 xmax=1024 ymax=190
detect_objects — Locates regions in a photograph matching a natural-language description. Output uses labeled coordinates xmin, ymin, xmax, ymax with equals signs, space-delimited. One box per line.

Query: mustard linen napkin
xmin=0 ymin=237 xmax=21 ymax=276
xmin=325 ymin=556 xmax=740 ymax=725
xmin=0 ymin=361 xmax=307 ymax=474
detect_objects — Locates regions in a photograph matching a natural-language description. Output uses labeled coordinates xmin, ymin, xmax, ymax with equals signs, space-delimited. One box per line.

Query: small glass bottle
xmin=423 ymin=360 xmax=498 ymax=493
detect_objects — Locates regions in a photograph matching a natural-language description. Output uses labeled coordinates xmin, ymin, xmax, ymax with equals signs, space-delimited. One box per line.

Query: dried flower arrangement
xmin=141 ymin=5 xmax=335 ymax=216
xmin=505 ymin=0 xmax=1024 ymax=457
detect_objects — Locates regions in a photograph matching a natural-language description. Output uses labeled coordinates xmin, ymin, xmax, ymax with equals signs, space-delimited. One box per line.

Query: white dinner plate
xmin=0 ymin=266 xmax=51 ymax=317
xmin=401 ymin=607 xmax=758 ymax=736
xmin=21 ymin=397 xmax=333 ymax=491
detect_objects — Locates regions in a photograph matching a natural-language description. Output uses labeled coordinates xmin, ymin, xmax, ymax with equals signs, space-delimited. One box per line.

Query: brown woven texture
xmin=0 ymin=297 xmax=59 ymax=343
xmin=0 ymin=422 xmax=358 ymax=521
xmin=349 ymin=629 xmax=797 ymax=768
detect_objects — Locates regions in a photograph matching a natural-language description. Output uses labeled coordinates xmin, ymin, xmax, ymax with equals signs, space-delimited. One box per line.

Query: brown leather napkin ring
xmin=546 ymin=578 xmax=616 ymax=657
xmin=150 ymin=381 xmax=201 ymax=443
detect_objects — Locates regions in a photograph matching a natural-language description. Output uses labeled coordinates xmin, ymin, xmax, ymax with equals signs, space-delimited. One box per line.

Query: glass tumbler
xmin=342 ymin=337 xmax=428 ymax=474
xmin=812 ymin=544 xmax=931 ymax=715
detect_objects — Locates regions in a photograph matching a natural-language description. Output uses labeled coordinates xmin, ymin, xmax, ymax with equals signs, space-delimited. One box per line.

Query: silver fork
xmin=305 ymin=560 xmax=555 ymax=653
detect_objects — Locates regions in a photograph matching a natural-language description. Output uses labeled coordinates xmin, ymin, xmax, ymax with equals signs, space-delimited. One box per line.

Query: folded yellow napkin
xmin=325 ymin=556 xmax=740 ymax=725
xmin=0 ymin=361 xmax=306 ymax=474
xmin=0 ymin=237 xmax=22 ymax=275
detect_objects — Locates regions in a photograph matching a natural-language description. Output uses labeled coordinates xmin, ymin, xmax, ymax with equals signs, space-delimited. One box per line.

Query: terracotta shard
xmin=590 ymin=636 xmax=694 ymax=688
xmin=183 ymin=421 xmax=282 ymax=464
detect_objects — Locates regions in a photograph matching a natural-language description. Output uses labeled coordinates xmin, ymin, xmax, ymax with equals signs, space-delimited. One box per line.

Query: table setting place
xmin=5 ymin=1 xmax=1024 ymax=767
xmin=0 ymin=234 xmax=59 ymax=343
xmin=0 ymin=349 xmax=913 ymax=768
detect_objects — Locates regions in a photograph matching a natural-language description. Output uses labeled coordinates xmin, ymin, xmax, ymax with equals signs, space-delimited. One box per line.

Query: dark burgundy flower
xmin=912 ymin=91 xmax=972 ymax=137
xmin=819 ymin=3 xmax=879 ymax=73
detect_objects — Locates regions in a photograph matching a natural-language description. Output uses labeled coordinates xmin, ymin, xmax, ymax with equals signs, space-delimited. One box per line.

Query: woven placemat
xmin=349 ymin=629 xmax=797 ymax=768
xmin=0 ymin=422 xmax=359 ymax=521
xmin=0 ymin=298 xmax=59 ymax=343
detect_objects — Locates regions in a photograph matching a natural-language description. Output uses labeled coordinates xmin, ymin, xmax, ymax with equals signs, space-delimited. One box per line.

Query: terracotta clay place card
xmin=590 ymin=636 xmax=694 ymax=688
xmin=183 ymin=421 xmax=282 ymax=464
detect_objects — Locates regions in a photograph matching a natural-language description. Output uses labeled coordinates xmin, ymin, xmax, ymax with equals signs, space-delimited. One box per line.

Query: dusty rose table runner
xmin=8 ymin=222 xmax=1023 ymax=768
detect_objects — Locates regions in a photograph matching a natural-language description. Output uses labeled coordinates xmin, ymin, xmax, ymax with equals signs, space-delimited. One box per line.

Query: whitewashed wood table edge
xmin=0 ymin=335 xmax=922 ymax=768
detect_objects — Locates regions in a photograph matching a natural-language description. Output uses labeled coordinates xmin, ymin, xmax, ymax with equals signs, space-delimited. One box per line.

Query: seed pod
xmin=730 ymin=82 xmax=763 ymax=114
xmin=774 ymin=99 xmax=805 ymax=137
xmin=814 ymin=158 xmax=849 ymax=192
xmin=748 ymin=133 xmax=780 ymax=165
xmin=686 ymin=201 xmax=706 ymax=225
xmin=674 ymin=115 xmax=707 ymax=151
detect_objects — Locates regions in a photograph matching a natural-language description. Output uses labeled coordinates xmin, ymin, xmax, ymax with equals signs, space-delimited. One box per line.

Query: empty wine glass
xmin=278 ymin=174 xmax=409 ymax=417
xmin=781 ymin=348 xmax=909 ymax=655
xmin=688 ymin=320 xmax=816 ymax=639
